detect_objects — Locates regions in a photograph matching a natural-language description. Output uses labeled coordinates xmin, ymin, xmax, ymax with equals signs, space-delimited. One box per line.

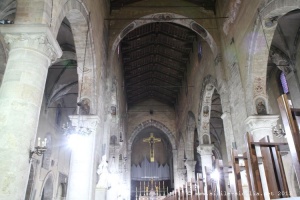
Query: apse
xmin=131 ymin=126 xmax=173 ymax=198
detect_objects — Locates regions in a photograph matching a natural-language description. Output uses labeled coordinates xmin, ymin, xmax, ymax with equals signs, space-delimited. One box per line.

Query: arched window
xmin=280 ymin=71 xmax=289 ymax=94
xmin=198 ymin=41 xmax=202 ymax=62
xmin=56 ymin=104 xmax=62 ymax=127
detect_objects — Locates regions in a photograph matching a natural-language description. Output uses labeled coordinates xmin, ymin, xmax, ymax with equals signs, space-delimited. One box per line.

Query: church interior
xmin=1 ymin=0 xmax=300 ymax=199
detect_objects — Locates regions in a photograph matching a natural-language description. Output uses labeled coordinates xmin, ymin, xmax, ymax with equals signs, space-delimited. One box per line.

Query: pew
xmin=278 ymin=94 xmax=300 ymax=186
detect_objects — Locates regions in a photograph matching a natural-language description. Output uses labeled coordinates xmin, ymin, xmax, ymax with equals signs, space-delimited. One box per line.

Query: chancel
xmin=1 ymin=0 xmax=300 ymax=200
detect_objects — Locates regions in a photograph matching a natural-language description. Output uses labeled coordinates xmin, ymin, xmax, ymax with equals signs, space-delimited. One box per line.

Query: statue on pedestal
xmin=96 ymin=155 xmax=110 ymax=188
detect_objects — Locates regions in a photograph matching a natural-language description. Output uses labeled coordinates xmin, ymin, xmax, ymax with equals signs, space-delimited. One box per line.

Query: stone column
xmin=185 ymin=160 xmax=196 ymax=181
xmin=67 ymin=115 xmax=99 ymax=200
xmin=245 ymin=115 xmax=279 ymax=200
xmin=0 ymin=25 xmax=61 ymax=200
xmin=172 ymin=149 xmax=185 ymax=189
xmin=198 ymin=144 xmax=213 ymax=200
xmin=221 ymin=112 xmax=235 ymax=162
xmin=197 ymin=144 xmax=213 ymax=174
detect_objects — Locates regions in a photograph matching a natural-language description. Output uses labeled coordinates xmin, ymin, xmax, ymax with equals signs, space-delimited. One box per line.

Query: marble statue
xmin=96 ymin=155 xmax=110 ymax=188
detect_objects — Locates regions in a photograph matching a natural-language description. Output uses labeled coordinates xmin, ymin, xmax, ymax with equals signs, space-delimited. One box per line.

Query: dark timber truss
xmin=121 ymin=22 xmax=198 ymax=107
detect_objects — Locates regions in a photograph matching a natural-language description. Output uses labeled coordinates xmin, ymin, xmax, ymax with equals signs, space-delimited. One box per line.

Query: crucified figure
xmin=143 ymin=133 xmax=161 ymax=162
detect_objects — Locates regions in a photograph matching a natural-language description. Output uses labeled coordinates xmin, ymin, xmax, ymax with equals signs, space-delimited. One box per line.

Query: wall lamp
xmin=29 ymin=137 xmax=47 ymax=161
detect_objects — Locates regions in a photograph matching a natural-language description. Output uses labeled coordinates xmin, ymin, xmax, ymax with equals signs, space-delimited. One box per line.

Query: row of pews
xmin=164 ymin=94 xmax=300 ymax=200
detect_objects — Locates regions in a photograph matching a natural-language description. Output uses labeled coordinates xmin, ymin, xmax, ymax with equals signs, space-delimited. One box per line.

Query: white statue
xmin=96 ymin=155 xmax=110 ymax=188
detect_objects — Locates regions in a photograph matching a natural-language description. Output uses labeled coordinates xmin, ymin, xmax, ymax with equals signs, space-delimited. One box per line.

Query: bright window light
xmin=68 ymin=134 xmax=83 ymax=150
xmin=210 ymin=169 xmax=220 ymax=181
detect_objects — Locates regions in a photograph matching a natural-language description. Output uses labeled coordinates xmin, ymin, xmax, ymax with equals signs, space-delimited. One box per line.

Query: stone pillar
xmin=245 ymin=115 xmax=279 ymax=200
xmin=198 ymin=144 xmax=213 ymax=200
xmin=198 ymin=144 xmax=213 ymax=174
xmin=67 ymin=115 xmax=99 ymax=200
xmin=0 ymin=25 xmax=61 ymax=200
xmin=221 ymin=112 xmax=235 ymax=162
xmin=185 ymin=160 xmax=196 ymax=181
xmin=125 ymin=150 xmax=132 ymax=199
xmin=172 ymin=149 xmax=185 ymax=189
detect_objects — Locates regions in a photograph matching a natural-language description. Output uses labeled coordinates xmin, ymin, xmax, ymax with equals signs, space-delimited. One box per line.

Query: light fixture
xmin=273 ymin=124 xmax=286 ymax=138
xmin=29 ymin=137 xmax=47 ymax=161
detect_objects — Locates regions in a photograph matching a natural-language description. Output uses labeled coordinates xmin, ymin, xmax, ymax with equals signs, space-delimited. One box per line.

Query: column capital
xmin=197 ymin=144 xmax=214 ymax=155
xmin=0 ymin=25 xmax=62 ymax=64
xmin=69 ymin=115 xmax=100 ymax=133
xmin=184 ymin=160 xmax=197 ymax=168
xmin=245 ymin=115 xmax=279 ymax=131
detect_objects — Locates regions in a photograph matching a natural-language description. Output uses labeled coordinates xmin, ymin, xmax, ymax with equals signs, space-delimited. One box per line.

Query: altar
xmin=139 ymin=196 xmax=165 ymax=200
xmin=138 ymin=189 xmax=165 ymax=200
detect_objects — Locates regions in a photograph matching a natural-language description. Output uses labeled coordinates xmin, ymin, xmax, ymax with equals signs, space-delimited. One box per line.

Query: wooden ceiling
xmin=121 ymin=22 xmax=197 ymax=107
xmin=110 ymin=0 xmax=216 ymax=12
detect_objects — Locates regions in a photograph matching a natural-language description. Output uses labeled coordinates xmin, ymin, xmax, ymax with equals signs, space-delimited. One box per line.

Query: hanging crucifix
xmin=143 ymin=133 xmax=161 ymax=162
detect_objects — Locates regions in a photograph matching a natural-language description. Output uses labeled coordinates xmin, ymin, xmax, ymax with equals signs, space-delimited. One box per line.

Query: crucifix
xmin=143 ymin=133 xmax=161 ymax=162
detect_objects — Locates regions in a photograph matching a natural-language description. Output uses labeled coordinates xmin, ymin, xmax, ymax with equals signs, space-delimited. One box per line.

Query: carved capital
xmin=0 ymin=25 xmax=62 ymax=63
xmin=245 ymin=115 xmax=279 ymax=132
xmin=197 ymin=144 xmax=214 ymax=155
xmin=184 ymin=160 xmax=197 ymax=169
xmin=69 ymin=115 xmax=100 ymax=133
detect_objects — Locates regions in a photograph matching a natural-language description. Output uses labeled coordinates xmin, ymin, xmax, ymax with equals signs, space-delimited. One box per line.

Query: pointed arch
xmin=40 ymin=172 xmax=54 ymax=200
xmin=128 ymin=119 xmax=176 ymax=150
xmin=49 ymin=0 xmax=96 ymax=112
xmin=110 ymin=12 xmax=219 ymax=66
xmin=246 ymin=0 xmax=300 ymax=114
xmin=198 ymin=75 xmax=218 ymax=144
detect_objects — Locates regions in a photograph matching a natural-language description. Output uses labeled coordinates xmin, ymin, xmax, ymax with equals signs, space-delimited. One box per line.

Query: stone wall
xmin=127 ymin=99 xmax=176 ymax=140
xmin=32 ymin=98 xmax=71 ymax=200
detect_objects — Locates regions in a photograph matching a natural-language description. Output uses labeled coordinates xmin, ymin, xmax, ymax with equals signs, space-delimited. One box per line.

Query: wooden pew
xmin=230 ymin=149 xmax=245 ymax=200
xmin=246 ymin=132 xmax=264 ymax=200
xmin=277 ymin=94 xmax=300 ymax=185
xmin=259 ymin=136 xmax=289 ymax=198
